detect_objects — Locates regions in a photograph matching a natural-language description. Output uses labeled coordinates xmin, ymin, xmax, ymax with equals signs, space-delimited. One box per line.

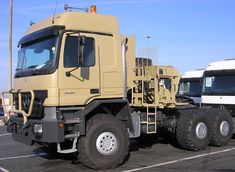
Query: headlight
xmin=34 ymin=123 xmax=43 ymax=134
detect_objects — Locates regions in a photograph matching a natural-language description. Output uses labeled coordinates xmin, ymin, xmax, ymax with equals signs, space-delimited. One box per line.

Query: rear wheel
xmin=210 ymin=110 xmax=233 ymax=146
xmin=176 ymin=110 xmax=211 ymax=151
xmin=78 ymin=114 xmax=129 ymax=169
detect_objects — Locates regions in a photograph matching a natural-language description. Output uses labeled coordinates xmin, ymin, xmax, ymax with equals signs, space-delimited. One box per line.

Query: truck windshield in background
xmin=179 ymin=79 xmax=201 ymax=97
xmin=15 ymin=36 xmax=58 ymax=77
xmin=202 ymin=74 xmax=235 ymax=95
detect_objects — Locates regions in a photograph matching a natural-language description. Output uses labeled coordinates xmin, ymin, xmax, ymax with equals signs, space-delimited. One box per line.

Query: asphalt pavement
xmin=0 ymin=126 xmax=235 ymax=172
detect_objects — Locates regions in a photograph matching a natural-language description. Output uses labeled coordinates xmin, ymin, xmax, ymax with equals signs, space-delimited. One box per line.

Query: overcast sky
xmin=0 ymin=0 xmax=235 ymax=91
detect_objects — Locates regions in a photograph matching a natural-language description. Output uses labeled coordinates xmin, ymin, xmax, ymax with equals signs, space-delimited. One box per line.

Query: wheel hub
xmin=220 ymin=121 xmax=229 ymax=136
xmin=195 ymin=122 xmax=207 ymax=139
xmin=96 ymin=132 xmax=118 ymax=155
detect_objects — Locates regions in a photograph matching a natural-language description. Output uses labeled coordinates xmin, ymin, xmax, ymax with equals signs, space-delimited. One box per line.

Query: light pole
xmin=9 ymin=0 xmax=13 ymax=90
xmin=145 ymin=35 xmax=152 ymax=59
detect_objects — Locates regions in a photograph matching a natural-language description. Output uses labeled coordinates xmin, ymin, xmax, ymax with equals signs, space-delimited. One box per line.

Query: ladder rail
xmin=146 ymin=106 xmax=157 ymax=134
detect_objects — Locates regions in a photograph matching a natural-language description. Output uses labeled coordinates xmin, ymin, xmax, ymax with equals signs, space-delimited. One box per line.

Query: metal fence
xmin=136 ymin=47 xmax=158 ymax=65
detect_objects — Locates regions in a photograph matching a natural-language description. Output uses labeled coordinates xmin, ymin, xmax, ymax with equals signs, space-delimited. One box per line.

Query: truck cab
xmin=201 ymin=59 xmax=235 ymax=132
xmin=14 ymin=12 xmax=130 ymax=107
xmin=179 ymin=69 xmax=204 ymax=105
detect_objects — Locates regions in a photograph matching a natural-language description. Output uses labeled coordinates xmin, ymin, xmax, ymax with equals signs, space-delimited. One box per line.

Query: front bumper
xmin=7 ymin=116 xmax=64 ymax=145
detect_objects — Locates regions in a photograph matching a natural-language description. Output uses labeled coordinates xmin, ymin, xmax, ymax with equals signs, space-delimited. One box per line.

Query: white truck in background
xmin=179 ymin=69 xmax=204 ymax=105
xmin=201 ymin=58 xmax=235 ymax=133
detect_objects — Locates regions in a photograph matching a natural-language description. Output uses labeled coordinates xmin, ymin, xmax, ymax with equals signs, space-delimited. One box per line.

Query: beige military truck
xmin=2 ymin=6 xmax=232 ymax=169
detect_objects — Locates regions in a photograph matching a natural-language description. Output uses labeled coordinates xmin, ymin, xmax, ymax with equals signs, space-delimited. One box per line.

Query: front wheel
xmin=78 ymin=114 xmax=129 ymax=169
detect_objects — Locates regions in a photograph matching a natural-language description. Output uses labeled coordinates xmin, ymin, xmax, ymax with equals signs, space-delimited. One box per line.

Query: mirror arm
xmin=65 ymin=67 xmax=79 ymax=77
xmin=79 ymin=45 xmax=84 ymax=65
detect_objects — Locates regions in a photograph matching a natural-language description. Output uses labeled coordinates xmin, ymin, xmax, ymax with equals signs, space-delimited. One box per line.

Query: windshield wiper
xmin=15 ymin=68 xmax=22 ymax=71
xmin=26 ymin=65 xmax=38 ymax=69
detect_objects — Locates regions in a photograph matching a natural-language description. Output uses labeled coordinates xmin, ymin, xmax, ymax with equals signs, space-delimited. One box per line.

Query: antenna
xmin=52 ymin=0 xmax=59 ymax=24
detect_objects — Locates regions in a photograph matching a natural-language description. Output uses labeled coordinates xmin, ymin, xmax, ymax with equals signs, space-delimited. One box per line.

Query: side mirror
xmin=65 ymin=35 xmax=86 ymax=77
xmin=78 ymin=36 xmax=85 ymax=66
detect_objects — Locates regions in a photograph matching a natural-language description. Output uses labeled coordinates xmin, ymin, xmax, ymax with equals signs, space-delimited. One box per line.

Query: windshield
xmin=179 ymin=79 xmax=201 ymax=97
xmin=16 ymin=36 xmax=58 ymax=72
xmin=202 ymin=75 xmax=235 ymax=95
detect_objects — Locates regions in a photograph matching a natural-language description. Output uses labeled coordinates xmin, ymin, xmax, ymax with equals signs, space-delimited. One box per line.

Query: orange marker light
xmin=58 ymin=123 xmax=64 ymax=128
xmin=90 ymin=5 xmax=97 ymax=13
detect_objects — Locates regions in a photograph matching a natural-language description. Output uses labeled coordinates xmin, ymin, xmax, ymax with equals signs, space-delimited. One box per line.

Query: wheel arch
xmin=77 ymin=99 xmax=134 ymax=136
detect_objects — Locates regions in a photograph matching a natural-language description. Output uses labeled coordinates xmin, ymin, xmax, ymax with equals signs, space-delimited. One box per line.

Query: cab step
xmin=57 ymin=133 xmax=80 ymax=154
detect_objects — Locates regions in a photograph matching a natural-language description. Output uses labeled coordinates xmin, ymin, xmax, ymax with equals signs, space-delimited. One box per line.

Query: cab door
xmin=58 ymin=33 xmax=100 ymax=106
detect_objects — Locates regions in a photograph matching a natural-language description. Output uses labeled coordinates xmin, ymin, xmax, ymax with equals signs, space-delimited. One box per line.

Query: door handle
xmin=90 ymin=89 xmax=99 ymax=94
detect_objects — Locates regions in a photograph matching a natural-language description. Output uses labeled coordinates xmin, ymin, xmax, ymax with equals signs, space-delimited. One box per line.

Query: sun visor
xmin=18 ymin=25 xmax=65 ymax=47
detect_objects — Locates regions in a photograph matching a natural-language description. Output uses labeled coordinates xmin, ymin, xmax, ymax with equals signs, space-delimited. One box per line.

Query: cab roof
xmin=206 ymin=59 xmax=235 ymax=71
xmin=181 ymin=69 xmax=204 ymax=79
xmin=26 ymin=12 xmax=120 ymax=36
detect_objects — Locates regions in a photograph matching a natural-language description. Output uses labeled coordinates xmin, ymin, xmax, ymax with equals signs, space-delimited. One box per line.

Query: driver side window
xmin=64 ymin=36 xmax=95 ymax=68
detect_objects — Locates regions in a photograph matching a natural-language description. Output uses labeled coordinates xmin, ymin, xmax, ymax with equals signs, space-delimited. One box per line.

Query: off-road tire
xmin=210 ymin=109 xmax=233 ymax=147
xmin=78 ymin=114 xmax=129 ymax=169
xmin=176 ymin=109 xmax=211 ymax=151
